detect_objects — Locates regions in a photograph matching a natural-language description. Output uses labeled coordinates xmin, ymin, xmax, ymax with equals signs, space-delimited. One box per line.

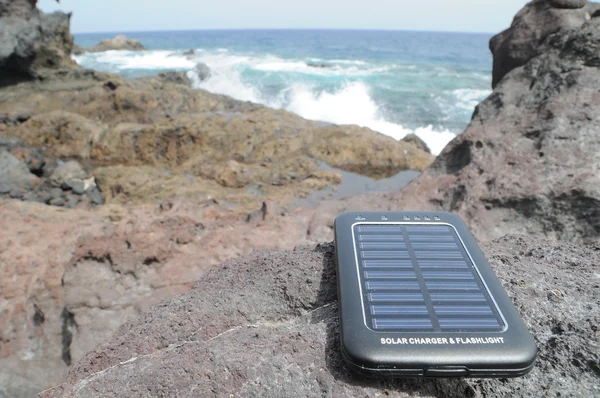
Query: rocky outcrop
xmin=490 ymin=0 xmax=600 ymax=87
xmin=0 ymin=0 xmax=75 ymax=85
xmin=43 ymin=236 xmax=600 ymax=397
xmin=299 ymin=8 xmax=600 ymax=245
xmin=0 ymin=136 xmax=103 ymax=206
xmin=84 ymin=35 xmax=146 ymax=53
xmin=1 ymin=72 xmax=433 ymax=210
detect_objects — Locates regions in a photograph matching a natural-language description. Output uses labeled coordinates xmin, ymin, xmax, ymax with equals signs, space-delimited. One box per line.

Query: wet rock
xmin=182 ymin=49 xmax=195 ymax=57
xmin=158 ymin=71 xmax=191 ymax=86
xmin=50 ymin=161 xmax=87 ymax=187
xmin=192 ymin=62 xmax=211 ymax=81
xmin=84 ymin=35 xmax=146 ymax=53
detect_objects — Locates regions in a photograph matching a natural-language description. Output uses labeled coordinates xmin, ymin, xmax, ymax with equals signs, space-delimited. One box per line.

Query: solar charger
xmin=334 ymin=211 xmax=537 ymax=377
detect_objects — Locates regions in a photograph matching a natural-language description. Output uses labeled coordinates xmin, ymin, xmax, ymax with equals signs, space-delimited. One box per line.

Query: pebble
xmin=70 ymin=180 xmax=87 ymax=195
xmin=50 ymin=187 xmax=63 ymax=200
xmin=87 ymin=187 xmax=104 ymax=205
xmin=49 ymin=197 xmax=65 ymax=207
xmin=9 ymin=189 xmax=22 ymax=199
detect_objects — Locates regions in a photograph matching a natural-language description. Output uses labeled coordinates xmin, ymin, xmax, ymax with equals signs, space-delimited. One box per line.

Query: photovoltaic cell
xmin=354 ymin=223 xmax=505 ymax=332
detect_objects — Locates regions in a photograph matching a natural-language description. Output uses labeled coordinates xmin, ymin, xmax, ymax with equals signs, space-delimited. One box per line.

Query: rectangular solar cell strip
xmin=358 ymin=226 xmax=403 ymax=233
xmin=372 ymin=318 xmax=434 ymax=330
xmin=364 ymin=271 xmax=416 ymax=279
xmin=354 ymin=223 xmax=504 ymax=332
xmin=418 ymin=260 xmax=468 ymax=269
xmin=434 ymin=306 xmax=494 ymax=315
xmin=362 ymin=251 xmax=411 ymax=259
xmin=363 ymin=260 xmax=413 ymax=268
xmin=368 ymin=293 xmax=425 ymax=302
xmin=370 ymin=305 xmax=429 ymax=315
xmin=409 ymin=235 xmax=455 ymax=242
xmin=360 ymin=242 xmax=407 ymax=250
xmin=438 ymin=318 xmax=500 ymax=329
xmin=366 ymin=281 xmax=421 ymax=290
xmin=414 ymin=251 xmax=464 ymax=259
xmin=360 ymin=234 xmax=404 ymax=241
xmin=425 ymin=282 xmax=480 ymax=291
xmin=421 ymin=271 xmax=475 ymax=280
xmin=411 ymin=242 xmax=459 ymax=250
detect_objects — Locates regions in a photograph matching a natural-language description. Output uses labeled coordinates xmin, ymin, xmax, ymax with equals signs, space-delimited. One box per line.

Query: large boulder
xmin=85 ymin=35 xmax=146 ymax=53
xmin=43 ymin=236 xmax=600 ymax=397
xmin=489 ymin=0 xmax=600 ymax=87
xmin=0 ymin=0 xmax=76 ymax=85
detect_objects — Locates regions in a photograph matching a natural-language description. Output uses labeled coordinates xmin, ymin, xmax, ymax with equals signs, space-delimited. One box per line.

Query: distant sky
xmin=39 ymin=0 xmax=529 ymax=34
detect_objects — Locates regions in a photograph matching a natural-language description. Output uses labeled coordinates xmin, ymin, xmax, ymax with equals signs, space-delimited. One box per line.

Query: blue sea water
xmin=74 ymin=30 xmax=493 ymax=155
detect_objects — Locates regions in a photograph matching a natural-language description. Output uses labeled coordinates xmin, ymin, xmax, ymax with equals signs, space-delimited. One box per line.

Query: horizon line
xmin=71 ymin=27 xmax=498 ymax=36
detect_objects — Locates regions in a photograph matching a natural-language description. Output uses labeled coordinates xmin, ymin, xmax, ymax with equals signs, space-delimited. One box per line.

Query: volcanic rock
xmin=43 ymin=236 xmax=600 ymax=397
xmin=84 ymin=34 xmax=146 ymax=53
xmin=0 ymin=149 xmax=39 ymax=192
xmin=489 ymin=0 xmax=598 ymax=87
xmin=192 ymin=62 xmax=211 ymax=82
xmin=0 ymin=0 xmax=76 ymax=85
xmin=402 ymin=133 xmax=431 ymax=154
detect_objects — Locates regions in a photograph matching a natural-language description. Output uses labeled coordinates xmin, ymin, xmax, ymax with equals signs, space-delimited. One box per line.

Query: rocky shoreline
xmin=1 ymin=0 xmax=600 ymax=397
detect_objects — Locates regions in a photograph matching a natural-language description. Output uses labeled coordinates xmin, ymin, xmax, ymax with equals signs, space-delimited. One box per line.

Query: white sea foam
xmin=451 ymin=88 xmax=491 ymax=111
xmin=76 ymin=50 xmax=196 ymax=70
xmin=74 ymin=49 xmax=462 ymax=155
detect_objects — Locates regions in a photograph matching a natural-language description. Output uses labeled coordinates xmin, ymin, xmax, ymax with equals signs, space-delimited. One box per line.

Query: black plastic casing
xmin=334 ymin=211 xmax=537 ymax=378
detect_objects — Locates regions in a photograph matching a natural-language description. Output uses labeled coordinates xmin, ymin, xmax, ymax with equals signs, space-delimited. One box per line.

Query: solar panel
xmin=353 ymin=223 xmax=505 ymax=332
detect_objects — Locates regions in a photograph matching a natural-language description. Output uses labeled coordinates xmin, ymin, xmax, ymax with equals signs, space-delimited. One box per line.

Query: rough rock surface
xmin=0 ymin=137 xmax=103 ymax=206
xmin=299 ymin=12 xmax=600 ymax=245
xmin=0 ymin=72 xmax=433 ymax=210
xmin=0 ymin=0 xmax=76 ymax=84
xmin=43 ymin=237 xmax=600 ymax=398
xmin=84 ymin=35 xmax=146 ymax=53
xmin=489 ymin=0 xmax=600 ymax=87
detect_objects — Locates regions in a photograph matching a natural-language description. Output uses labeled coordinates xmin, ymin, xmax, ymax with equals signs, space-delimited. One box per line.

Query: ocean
xmin=73 ymin=30 xmax=494 ymax=155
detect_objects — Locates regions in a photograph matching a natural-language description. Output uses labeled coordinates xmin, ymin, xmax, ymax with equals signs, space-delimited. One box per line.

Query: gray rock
xmin=45 ymin=237 xmax=600 ymax=397
xmin=85 ymin=35 xmax=146 ymax=53
xmin=0 ymin=182 xmax=10 ymax=194
xmin=70 ymin=180 xmax=86 ymax=195
xmin=9 ymin=188 xmax=22 ymax=199
xmin=551 ymin=0 xmax=587 ymax=9
xmin=182 ymin=49 xmax=195 ymax=57
xmin=50 ymin=161 xmax=87 ymax=187
xmin=50 ymin=187 xmax=63 ymax=200
xmin=0 ymin=149 xmax=38 ymax=191
xmin=0 ymin=8 xmax=76 ymax=84
xmin=0 ymin=0 xmax=36 ymax=19
xmin=158 ymin=71 xmax=191 ymax=86
xmin=49 ymin=197 xmax=65 ymax=207
xmin=489 ymin=0 xmax=590 ymax=87
xmin=402 ymin=133 xmax=431 ymax=154
xmin=87 ymin=187 xmax=104 ymax=205
xmin=0 ymin=136 xmax=25 ymax=150
xmin=37 ymin=190 xmax=52 ymax=204
xmin=192 ymin=62 xmax=211 ymax=82
xmin=65 ymin=194 xmax=79 ymax=209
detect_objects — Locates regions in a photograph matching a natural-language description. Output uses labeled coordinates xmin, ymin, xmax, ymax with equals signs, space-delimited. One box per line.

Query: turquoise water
xmin=74 ymin=30 xmax=493 ymax=154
